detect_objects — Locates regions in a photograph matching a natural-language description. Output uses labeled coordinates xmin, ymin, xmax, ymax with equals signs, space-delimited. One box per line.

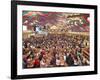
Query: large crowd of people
xmin=22 ymin=34 xmax=90 ymax=68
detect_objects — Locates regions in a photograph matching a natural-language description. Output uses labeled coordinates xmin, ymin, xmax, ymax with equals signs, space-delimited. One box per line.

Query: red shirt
xmin=33 ymin=59 xmax=40 ymax=65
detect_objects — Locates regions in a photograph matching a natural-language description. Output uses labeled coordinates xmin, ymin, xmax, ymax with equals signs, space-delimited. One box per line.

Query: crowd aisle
xmin=22 ymin=34 xmax=90 ymax=68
